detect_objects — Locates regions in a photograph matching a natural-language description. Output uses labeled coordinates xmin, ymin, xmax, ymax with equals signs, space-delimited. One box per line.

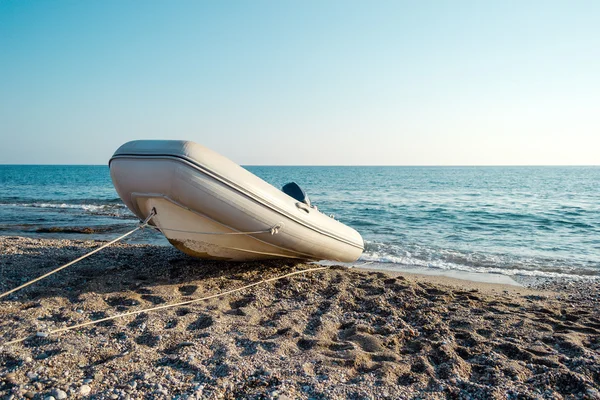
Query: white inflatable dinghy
xmin=109 ymin=140 xmax=364 ymax=261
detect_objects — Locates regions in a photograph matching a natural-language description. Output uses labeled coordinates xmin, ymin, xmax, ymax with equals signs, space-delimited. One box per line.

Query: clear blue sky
xmin=1 ymin=0 xmax=598 ymax=165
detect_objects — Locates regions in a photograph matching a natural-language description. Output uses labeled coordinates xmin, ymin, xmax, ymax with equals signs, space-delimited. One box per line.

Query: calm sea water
xmin=1 ymin=165 xmax=599 ymax=279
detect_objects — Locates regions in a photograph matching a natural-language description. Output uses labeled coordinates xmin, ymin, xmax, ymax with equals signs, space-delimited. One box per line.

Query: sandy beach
xmin=1 ymin=236 xmax=599 ymax=399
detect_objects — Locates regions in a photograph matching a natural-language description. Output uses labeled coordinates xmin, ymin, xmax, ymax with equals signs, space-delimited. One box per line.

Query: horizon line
xmin=1 ymin=164 xmax=599 ymax=168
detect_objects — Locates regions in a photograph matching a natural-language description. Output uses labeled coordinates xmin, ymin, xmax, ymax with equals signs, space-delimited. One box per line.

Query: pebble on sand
xmin=79 ymin=385 xmax=91 ymax=396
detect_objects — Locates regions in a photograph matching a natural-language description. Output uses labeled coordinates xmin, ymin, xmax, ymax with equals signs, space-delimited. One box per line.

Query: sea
xmin=1 ymin=165 xmax=599 ymax=281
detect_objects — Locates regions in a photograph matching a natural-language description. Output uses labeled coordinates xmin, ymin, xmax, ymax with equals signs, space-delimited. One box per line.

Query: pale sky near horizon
xmin=1 ymin=1 xmax=599 ymax=165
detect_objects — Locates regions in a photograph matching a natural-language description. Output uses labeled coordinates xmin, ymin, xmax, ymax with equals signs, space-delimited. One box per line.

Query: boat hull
xmin=109 ymin=141 xmax=364 ymax=262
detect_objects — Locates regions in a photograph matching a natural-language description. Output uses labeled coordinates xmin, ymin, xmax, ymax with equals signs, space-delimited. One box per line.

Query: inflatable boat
xmin=109 ymin=140 xmax=364 ymax=262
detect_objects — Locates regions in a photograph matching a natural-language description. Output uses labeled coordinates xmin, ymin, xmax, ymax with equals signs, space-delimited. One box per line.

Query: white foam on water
xmin=360 ymin=242 xmax=600 ymax=281
xmin=2 ymin=202 xmax=127 ymax=211
xmin=35 ymin=203 xmax=106 ymax=212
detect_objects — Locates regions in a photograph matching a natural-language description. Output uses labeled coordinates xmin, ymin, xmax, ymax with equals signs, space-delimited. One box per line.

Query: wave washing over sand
xmin=360 ymin=241 xmax=600 ymax=281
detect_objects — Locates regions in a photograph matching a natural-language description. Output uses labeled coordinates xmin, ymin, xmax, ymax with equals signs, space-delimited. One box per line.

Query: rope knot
xmin=139 ymin=208 xmax=157 ymax=229
xmin=270 ymin=224 xmax=282 ymax=235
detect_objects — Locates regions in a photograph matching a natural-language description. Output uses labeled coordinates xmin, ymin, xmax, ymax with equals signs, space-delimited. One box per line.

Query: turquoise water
xmin=1 ymin=165 xmax=599 ymax=279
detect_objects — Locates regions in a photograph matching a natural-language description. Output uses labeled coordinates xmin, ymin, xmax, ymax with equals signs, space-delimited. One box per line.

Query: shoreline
xmin=5 ymin=232 xmax=596 ymax=286
xmin=1 ymin=236 xmax=600 ymax=399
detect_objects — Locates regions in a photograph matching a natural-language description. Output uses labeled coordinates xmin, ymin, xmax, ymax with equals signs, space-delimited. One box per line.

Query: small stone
xmin=25 ymin=356 xmax=33 ymax=363
xmin=26 ymin=371 xmax=38 ymax=380
xmin=142 ymin=372 xmax=155 ymax=380
xmin=36 ymin=331 xmax=49 ymax=338
xmin=52 ymin=388 xmax=68 ymax=399
xmin=83 ymin=378 xmax=93 ymax=384
xmin=588 ymin=388 xmax=600 ymax=397
xmin=5 ymin=373 xmax=17 ymax=385
xmin=24 ymin=392 xmax=36 ymax=399
xmin=79 ymin=385 xmax=91 ymax=396
xmin=44 ymin=396 xmax=56 ymax=400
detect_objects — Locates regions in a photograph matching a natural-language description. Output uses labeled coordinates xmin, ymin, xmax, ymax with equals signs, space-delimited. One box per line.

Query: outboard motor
xmin=282 ymin=182 xmax=311 ymax=207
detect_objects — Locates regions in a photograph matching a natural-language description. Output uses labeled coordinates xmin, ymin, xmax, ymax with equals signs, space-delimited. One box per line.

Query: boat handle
xmin=295 ymin=202 xmax=310 ymax=213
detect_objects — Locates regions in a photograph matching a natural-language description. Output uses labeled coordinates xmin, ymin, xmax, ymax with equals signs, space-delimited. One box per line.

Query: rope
xmin=159 ymin=223 xmax=282 ymax=236
xmin=2 ymin=266 xmax=328 ymax=346
xmin=0 ymin=210 xmax=156 ymax=300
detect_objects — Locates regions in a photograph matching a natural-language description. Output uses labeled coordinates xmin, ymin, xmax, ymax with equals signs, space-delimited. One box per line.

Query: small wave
xmin=0 ymin=197 xmax=123 ymax=204
xmin=1 ymin=201 xmax=129 ymax=214
xmin=35 ymin=203 xmax=109 ymax=211
xmin=36 ymin=226 xmax=106 ymax=234
xmin=349 ymin=219 xmax=378 ymax=227
xmin=35 ymin=224 xmax=131 ymax=234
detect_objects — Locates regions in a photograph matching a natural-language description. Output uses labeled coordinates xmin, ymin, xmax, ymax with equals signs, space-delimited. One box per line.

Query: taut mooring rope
xmin=0 ymin=210 xmax=156 ymax=300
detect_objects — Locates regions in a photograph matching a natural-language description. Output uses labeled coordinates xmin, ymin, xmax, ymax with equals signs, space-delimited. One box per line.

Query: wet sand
xmin=1 ymin=236 xmax=600 ymax=399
